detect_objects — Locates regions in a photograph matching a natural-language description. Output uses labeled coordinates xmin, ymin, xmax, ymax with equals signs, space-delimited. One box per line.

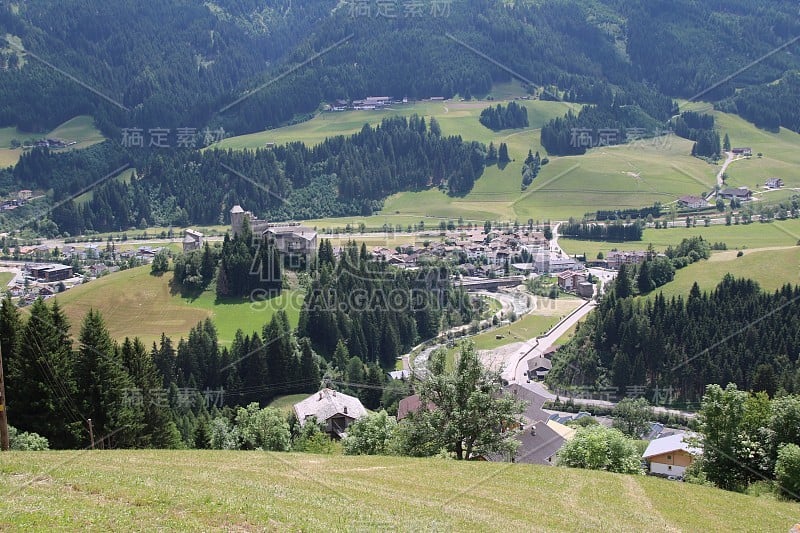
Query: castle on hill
xmin=230 ymin=205 xmax=317 ymax=265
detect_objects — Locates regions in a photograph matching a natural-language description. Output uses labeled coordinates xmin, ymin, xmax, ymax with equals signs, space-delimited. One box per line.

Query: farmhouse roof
xmin=513 ymin=421 xmax=567 ymax=465
xmin=720 ymin=187 xmax=751 ymax=198
xmin=230 ymin=205 xmax=244 ymax=214
xmin=397 ymin=394 xmax=436 ymax=420
xmin=293 ymin=388 xmax=367 ymax=426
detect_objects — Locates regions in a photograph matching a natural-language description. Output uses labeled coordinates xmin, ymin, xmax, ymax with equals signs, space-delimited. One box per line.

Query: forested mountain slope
xmin=0 ymin=0 xmax=799 ymax=136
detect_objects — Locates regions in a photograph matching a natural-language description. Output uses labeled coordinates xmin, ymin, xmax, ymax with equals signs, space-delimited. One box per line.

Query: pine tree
xmin=486 ymin=142 xmax=497 ymax=162
xmin=8 ymin=298 xmax=79 ymax=448
xmin=363 ymin=364 xmax=384 ymax=410
xmin=200 ymin=242 xmax=216 ymax=283
xmin=121 ymin=337 xmax=182 ymax=448
xmin=299 ymin=337 xmax=321 ymax=392
xmin=74 ymin=310 xmax=143 ymax=448
xmin=636 ymin=260 xmax=655 ymax=294
xmin=0 ymin=293 xmax=21 ymax=383
xmin=615 ymin=264 xmax=633 ymax=298
xmin=498 ymin=142 xmax=510 ymax=164
xmin=723 ymin=133 xmax=731 ymax=152
xmin=333 ymin=339 xmax=350 ymax=371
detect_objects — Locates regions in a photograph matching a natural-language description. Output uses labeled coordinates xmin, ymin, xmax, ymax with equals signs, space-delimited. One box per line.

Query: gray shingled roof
xmin=293 ymin=389 xmax=367 ymax=426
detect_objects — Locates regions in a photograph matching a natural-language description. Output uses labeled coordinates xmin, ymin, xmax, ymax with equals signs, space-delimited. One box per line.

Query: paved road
xmin=502 ymin=299 xmax=597 ymax=384
xmin=706 ymin=151 xmax=743 ymax=201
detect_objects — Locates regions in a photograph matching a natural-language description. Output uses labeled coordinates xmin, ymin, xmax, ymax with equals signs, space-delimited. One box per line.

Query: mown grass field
xmin=0 ymin=271 xmax=15 ymax=287
xmin=266 ymin=393 xmax=308 ymax=414
xmin=469 ymin=298 xmax=582 ymax=352
xmin=1 ymin=450 xmax=798 ymax=531
xmin=559 ymin=218 xmax=800 ymax=258
xmin=651 ymin=246 xmax=800 ymax=300
xmin=53 ymin=266 xmax=303 ymax=346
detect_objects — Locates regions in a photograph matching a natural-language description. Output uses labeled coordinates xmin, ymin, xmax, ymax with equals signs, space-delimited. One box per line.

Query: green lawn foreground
xmin=1 ymin=451 xmax=798 ymax=531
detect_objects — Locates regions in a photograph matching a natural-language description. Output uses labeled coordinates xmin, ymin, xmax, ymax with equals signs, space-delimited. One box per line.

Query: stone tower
xmin=230 ymin=205 xmax=245 ymax=237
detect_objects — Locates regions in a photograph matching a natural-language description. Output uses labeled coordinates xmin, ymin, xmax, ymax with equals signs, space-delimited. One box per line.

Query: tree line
xmin=549 ymin=274 xmax=800 ymax=403
xmin=0 ymin=1 xmax=798 ymax=143
xmin=559 ymin=220 xmax=644 ymax=241
xmin=540 ymin=103 xmax=666 ymax=156
xmin=672 ymin=111 xmax=721 ymax=159
xmin=11 ymin=115 xmax=485 ymax=235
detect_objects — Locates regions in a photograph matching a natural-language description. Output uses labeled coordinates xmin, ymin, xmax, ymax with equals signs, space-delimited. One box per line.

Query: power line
xmin=0 ymin=343 xmax=9 ymax=451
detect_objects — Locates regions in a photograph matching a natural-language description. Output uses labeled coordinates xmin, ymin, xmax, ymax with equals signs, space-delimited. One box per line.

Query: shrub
xmin=775 ymin=443 xmax=800 ymax=500
xmin=8 ymin=426 xmax=49 ymax=451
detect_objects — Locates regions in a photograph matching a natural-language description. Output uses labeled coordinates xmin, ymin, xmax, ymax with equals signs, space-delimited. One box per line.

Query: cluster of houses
xmin=1 ymin=189 xmax=33 ymax=211
xmin=678 ymin=176 xmax=785 ymax=211
xmin=33 ymin=137 xmax=76 ymax=149
xmin=328 ymin=96 xmax=408 ymax=112
xmin=370 ymin=227 xmax=585 ymax=277
xmin=310 ymin=382 xmax=700 ymax=473
xmin=5 ymin=262 xmax=79 ymax=304
xmin=4 ymin=242 xmax=165 ymax=305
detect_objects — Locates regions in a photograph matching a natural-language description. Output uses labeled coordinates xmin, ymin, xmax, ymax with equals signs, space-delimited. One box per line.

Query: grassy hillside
xmin=560 ymin=218 xmax=800 ymax=258
xmin=53 ymin=266 xmax=302 ymax=346
xmin=0 ymin=115 xmax=105 ymax=168
xmin=213 ymin=95 xmax=800 ymax=228
xmin=650 ymin=246 xmax=800 ymax=300
xmin=1 ymin=451 xmax=798 ymax=531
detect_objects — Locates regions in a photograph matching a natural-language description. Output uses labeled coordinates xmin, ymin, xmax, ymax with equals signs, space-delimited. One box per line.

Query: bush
xmin=8 ymin=426 xmax=49 ymax=451
xmin=556 ymin=426 xmax=642 ymax=474
xmin=342 ymin=410 xmax=397 ymax=456
xmin=775 ymin=443 xmax=800 ymax=500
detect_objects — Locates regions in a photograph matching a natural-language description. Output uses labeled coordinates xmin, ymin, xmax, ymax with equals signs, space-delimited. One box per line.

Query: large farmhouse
xmin=718 ymin=187 xmax=752 ymax=201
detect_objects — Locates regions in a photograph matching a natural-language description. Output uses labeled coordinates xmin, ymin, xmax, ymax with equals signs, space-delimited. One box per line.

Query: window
xmin=666 ymin=455 xmax=671 ymax=460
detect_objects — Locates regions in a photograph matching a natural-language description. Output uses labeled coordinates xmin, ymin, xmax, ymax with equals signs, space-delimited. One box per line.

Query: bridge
xmin=457 ymin=275 xmax=525 ymax=291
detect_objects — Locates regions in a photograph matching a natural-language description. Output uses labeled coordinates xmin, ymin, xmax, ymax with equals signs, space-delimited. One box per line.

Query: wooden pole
xmin=0 ymin=343 xmax=10 ymax=451
xmin=87 ymin=418 xmax=94 ymax=450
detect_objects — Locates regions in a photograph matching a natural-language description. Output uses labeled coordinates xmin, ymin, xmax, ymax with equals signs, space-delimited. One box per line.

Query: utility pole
xmin=0 ymin=343 xmax=9 ymax=451
xmin=87 ymin=418 xmax=94 ymax=450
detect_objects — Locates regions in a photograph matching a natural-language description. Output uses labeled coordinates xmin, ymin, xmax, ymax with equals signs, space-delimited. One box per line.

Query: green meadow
xmin=0 ymin=115 xmax=105 ymax=168
xmin=651 ymin=246 xmax=800 ymax=300
xmin=53 ymin=265 xmax=303 ymax=346
xmin=1 ymin=450 xmax=798 ymax=531
xmin=469 ymin=298 xmax=583 ymax=352
xmin=559 ymin=218 xmax=800 ymax=258
xmin=213 ymin=97 xmax=757 ymax=225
